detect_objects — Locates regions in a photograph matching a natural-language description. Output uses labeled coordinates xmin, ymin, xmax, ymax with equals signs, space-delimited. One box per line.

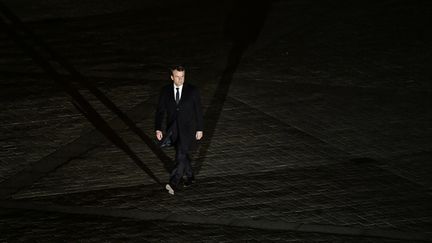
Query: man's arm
xmin=193 ymin=88 xmax=204 ymax=140
xmin=155 ymin=88 xmax=166 ymax=140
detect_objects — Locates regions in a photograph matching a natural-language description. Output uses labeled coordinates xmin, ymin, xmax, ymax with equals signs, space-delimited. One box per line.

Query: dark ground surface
xmin=0 ymin=0 xmax=431 ymax=242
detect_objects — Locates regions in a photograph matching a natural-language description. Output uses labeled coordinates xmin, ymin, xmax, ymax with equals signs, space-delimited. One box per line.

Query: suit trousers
xmin=169 ymin=125 xmax=193 ymax=187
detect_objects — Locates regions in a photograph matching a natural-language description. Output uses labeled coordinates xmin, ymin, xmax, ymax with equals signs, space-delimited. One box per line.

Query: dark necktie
xmin=175 ymin=87 xmax=180 ymax=104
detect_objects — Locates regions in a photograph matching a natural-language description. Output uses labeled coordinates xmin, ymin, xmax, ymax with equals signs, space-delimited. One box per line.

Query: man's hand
xmin=196 ymin=131 xmax=203 ymax=140
xmin=156 ymin=130 xmax=163 ymax=141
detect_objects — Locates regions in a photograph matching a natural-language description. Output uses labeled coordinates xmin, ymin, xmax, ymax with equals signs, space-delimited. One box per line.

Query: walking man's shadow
xmin=194 ymin=0 xmax=272 ymax=175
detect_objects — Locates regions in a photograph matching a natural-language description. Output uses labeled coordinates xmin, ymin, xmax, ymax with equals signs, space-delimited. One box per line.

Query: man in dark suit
xmin=155 ymin=65 xmax=203 ymax=195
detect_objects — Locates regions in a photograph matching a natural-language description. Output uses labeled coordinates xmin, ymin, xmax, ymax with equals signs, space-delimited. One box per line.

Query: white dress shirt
xmin=173 ymin=84 xmax=183 ymax=101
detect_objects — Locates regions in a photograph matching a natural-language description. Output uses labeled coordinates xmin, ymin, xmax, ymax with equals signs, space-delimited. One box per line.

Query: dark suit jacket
xmin=155 ymin=83 xmax=203 ymax=151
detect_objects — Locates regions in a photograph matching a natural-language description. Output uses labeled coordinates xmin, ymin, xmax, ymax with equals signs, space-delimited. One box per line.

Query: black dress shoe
xmin=183 ymin=177 xmax=195 ymax=187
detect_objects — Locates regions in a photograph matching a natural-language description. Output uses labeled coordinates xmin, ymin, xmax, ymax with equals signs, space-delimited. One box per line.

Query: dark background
xmin=0 ymin=0 xmax=431 ymax=241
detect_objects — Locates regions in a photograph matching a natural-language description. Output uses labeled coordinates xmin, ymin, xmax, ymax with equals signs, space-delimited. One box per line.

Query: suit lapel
xmin=179 ymin=84 xmax=188 ymax=105
xmin=168 ymin=85 xmax=176 ymax=105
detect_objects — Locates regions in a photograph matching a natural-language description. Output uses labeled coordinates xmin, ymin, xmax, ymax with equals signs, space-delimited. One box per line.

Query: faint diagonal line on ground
xmin=0 ymin=94 xmax=165 ymax=198
xmin=0 ymin=1 xmax=168 ymax=194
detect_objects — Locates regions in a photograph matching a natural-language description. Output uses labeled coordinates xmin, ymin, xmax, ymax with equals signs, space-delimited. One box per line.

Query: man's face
xmin=171 ymin=70 xmax=185 ymax=87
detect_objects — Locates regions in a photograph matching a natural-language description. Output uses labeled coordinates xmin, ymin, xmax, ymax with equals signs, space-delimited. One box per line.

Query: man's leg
xmin=183 ymin=153 xmax=195 ymax=187
xmin=169 ymin=148 xmax=187 ymax=187
xmin=185 ymin=153 xmax=194 ymax=175
xmin=166 ymin=150 xmax=184 ymax=195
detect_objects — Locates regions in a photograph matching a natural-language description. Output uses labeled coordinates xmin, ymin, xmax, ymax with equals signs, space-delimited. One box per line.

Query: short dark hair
xmin=170 ymin=65 xmax=185 ymax=74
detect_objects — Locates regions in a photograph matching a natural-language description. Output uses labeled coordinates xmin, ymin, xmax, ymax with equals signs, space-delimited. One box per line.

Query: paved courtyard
xmin=0 ymin=0 xmax=431 ymax=242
